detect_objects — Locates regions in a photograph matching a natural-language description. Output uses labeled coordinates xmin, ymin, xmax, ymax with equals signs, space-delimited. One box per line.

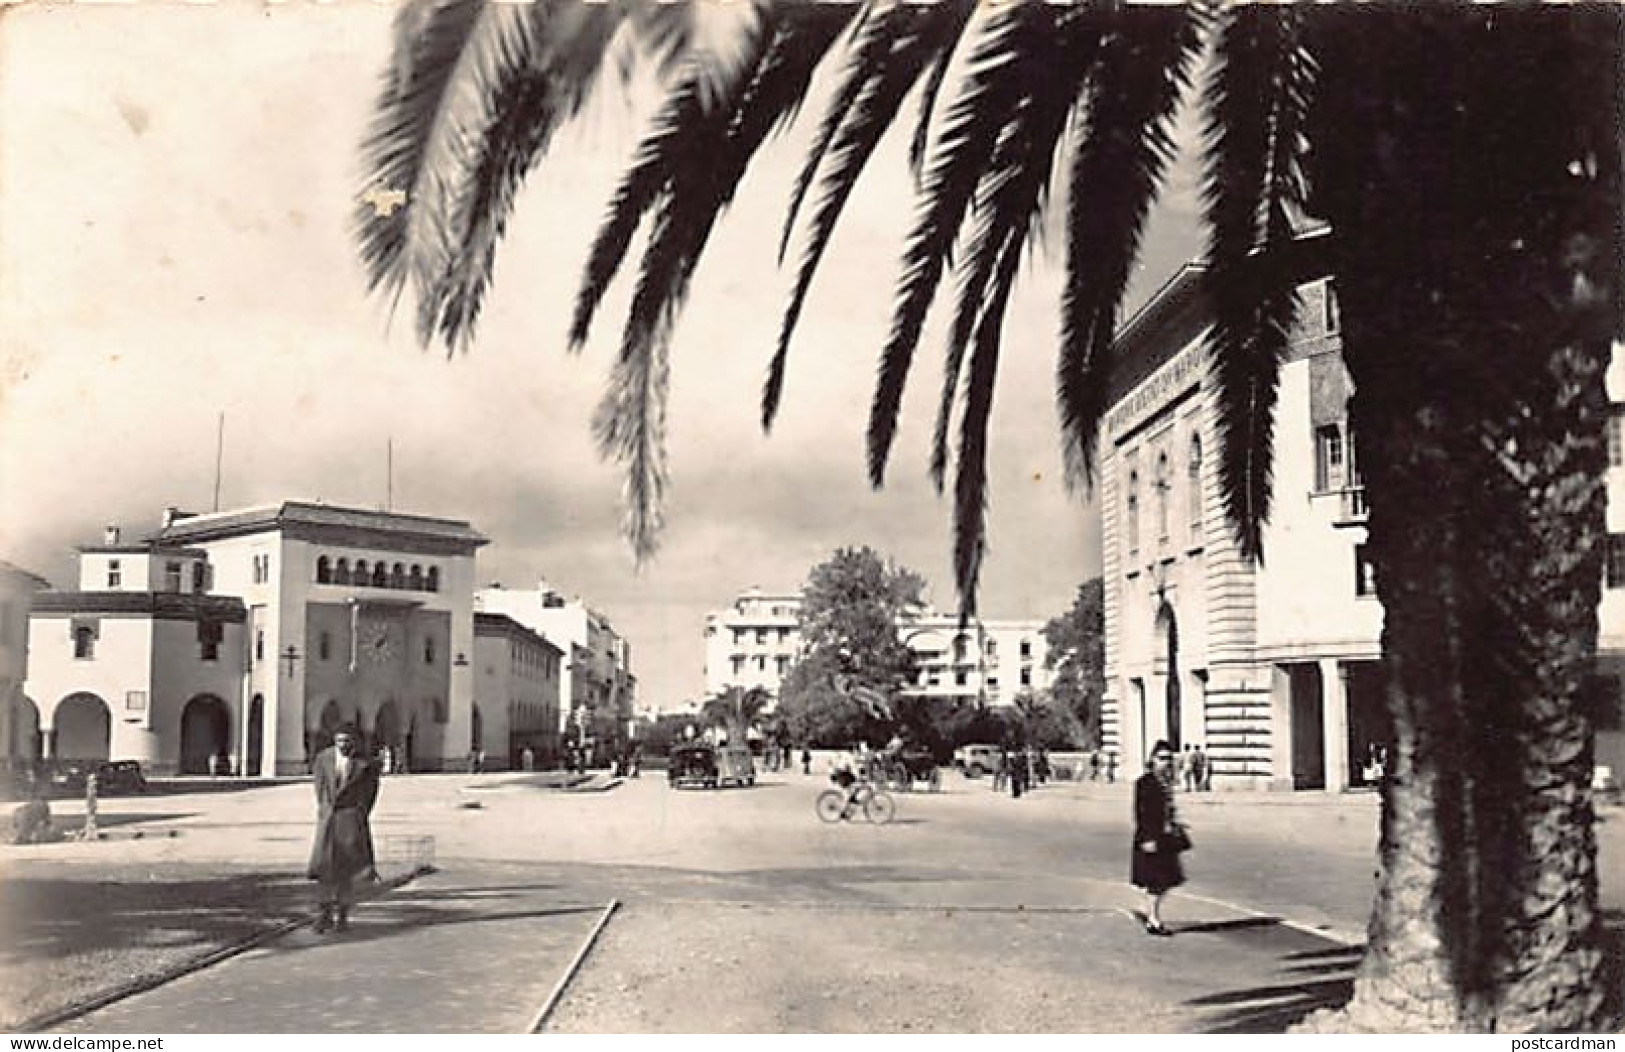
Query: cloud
xmin=0 ymin=2 xmax=1200 ymax=707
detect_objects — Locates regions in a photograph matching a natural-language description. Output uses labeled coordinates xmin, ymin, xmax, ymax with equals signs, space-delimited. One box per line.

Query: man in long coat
xmin=307 ymin=725 xmax=379 ymax=933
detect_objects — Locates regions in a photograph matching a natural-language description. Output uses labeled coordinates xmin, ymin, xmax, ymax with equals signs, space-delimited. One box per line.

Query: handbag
xmin=1163 ymin=822 xmax=1193 ymax=853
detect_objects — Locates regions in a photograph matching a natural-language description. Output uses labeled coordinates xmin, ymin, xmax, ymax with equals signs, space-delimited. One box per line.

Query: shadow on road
xmin=1182 ymin=925 xmax=1362 ymax=1033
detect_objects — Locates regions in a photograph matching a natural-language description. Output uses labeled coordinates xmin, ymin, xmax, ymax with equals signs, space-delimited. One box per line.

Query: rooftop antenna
xmin=212 ymin=412 xmax=225 ymax=512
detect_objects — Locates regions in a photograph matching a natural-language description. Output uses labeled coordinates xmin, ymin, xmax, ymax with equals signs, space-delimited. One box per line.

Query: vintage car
xmin=667 ymin=743 xmax=757 ymax=789
xmin=882 ymin=746 xmax=942 ymax=792
xmin=668 ymin=743 xmax=720 ymax=789
xmin=46 ymin=759 xmax=147 ymax=796
xmin=715 ymin=745 xmax=756 ymax=788
xmin=953 ymin=743 xmax=1002 ymax=778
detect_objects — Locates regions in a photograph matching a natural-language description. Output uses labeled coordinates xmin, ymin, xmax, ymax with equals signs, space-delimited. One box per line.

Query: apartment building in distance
xmin=702 ymin=586 xmax=1052 ymax=707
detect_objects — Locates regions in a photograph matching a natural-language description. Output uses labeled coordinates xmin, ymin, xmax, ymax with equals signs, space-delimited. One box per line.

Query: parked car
xmin=715 ymin=745 xmax=756 ymax=788
xmin=954 ymin=743 xmax=1001 ymax=778
xmin=668 ymin=744 xmax=719 ymax=789
xmin=882 ymin=746 xmax=942 ymax=792
xmin=46 ymin=759 xmax=147 ymax=796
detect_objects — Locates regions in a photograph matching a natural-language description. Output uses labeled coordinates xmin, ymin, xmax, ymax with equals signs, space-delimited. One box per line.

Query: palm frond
xmin=1057 ymin=5 xmax=1203 ymax=492
xmin=775 ymin=1 xmax=892 ymax=266
xmin=357 ymin=1 xmax=634 ymax=350
xmin=909 ymin=31 xmax=959 ymax=182
xmin=931 ymin=7 xmax=1102 ymax=489
xmin=436 ymin=3 xmax=627 ymax=350
xmin=591 ymin=3 xmax=859 ymax=560
xmin=764 ymin=0 xmax=975 ymax=430
xmin=952 ymin=227 xmax=1021 ymax=618
xmin=1201 ymin=4 xmax=1316 ymax=561
xmin=355 ymin=0 xmax=495 ymax=317
xmin=866 ymin=2 xmax=1039 ymax=488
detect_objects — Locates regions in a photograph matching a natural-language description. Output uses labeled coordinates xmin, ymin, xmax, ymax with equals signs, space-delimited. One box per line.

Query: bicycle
xmin=815 ymin=780 xmax=896 ymax=825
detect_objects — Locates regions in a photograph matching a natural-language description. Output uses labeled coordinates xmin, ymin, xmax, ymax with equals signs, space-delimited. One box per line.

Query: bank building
xmin=1100 ymin=241 xmax=1625 ymax=791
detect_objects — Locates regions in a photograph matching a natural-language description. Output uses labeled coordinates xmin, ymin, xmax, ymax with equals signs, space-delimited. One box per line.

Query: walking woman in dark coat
xmin=1130 ymin=740 xmax=1185 ymax=936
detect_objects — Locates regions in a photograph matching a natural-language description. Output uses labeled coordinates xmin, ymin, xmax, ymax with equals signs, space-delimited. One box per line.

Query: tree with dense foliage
xmin=1042 ymin=579 xmax=1106 ymax=749
xmin=358 ymin=1 xmax=1622 ymax=1031
xmin=776 ymin=546 xmax=924 ymax=746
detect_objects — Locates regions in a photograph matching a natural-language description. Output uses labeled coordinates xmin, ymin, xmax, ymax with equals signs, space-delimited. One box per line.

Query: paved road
xmin=20 ymin=770 xmax=1623 ymax=1032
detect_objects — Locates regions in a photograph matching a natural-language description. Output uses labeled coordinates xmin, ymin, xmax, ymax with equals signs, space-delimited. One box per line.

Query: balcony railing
xmin=1336 ymin=486 xmax=1368 ymax=524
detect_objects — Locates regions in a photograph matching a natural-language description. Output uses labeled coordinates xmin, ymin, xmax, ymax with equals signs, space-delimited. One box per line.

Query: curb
xmin=16 ymin=864 xmax=437 ymax=1034
xmin=527 ymin=899 xmax=620 ymax=1033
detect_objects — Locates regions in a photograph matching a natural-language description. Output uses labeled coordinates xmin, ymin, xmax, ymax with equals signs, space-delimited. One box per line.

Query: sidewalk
xmin=56 ymin=868 xmax=609 ymax=1034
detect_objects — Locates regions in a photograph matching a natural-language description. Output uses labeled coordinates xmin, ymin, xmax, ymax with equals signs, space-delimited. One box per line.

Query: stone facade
xmin=1103 ymin=245 xmax=1625 ymax=790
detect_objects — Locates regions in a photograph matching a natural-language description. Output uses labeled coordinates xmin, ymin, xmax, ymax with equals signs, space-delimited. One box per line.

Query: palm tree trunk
xmin=1301 ymin=9 xmax=1620 ymax=1030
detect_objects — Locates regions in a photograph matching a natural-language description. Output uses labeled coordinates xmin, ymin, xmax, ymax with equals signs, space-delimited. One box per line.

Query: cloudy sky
xmin=0 ymin=2 xmax=1204 ymax=708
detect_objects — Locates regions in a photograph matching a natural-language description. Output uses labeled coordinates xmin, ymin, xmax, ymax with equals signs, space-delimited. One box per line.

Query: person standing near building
xmin=307 ymin=725 xmax=380 ymax=934
xmin=1192 ymin=744 xmax=1210 ymax=791
xmin=1131 ymin=740 xmax=1187 ymax=936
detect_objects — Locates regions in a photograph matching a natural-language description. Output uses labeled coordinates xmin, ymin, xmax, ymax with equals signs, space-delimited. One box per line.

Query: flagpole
xmin=213 ymin=412 xmax=225 ymax=512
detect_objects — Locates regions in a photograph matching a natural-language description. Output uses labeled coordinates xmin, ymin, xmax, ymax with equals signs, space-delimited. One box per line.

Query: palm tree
xmin=356 ymin=1 xmax=1622 ymax=1031
xmin=699 ymin=685 xmax=770 ymax=746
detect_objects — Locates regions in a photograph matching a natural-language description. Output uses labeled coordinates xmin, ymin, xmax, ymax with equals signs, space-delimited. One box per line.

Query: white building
xmin=702 ymin=587 xmax=1053 ymax=707
xmin=1101 ymin=248 xmax=1625 ymax=790
xmin=474 ymin=582 xmax=636 ymax=753
xmin=25 ymin=503 xmax=488 ymax=776
xmin=702 ymin=588 xmax=803 ymax=697
xmin=473 ymin=611 xmax=565 ymax=770
xmin=1 ymin=560 xmax=52 ymax=769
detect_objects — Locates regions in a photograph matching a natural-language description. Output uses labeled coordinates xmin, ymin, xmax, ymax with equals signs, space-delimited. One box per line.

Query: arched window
xmin=316 ymin=556 xmax=332 ymax=584
xmin=335 ymin=558 xmax=350 ymax=584
xmin=353 ymin=560 xmax=370 ymax=586
xmin=409 ymin=565 xmax=424 ymax=591
xmin=426 ymin=567 xmax=440 ymax=593
xmin=1127 ymin=470 xmax=1140 ymax=554
xmin=392 ymin=563 xmax=406 ymax=589
xmin=1155 ymin=451 xmax=1171 ymax=541
xmin=372 ymin=562 xmax=388 ymax=588
xmin=1188 ymin=434 xmax=1203 ymax=542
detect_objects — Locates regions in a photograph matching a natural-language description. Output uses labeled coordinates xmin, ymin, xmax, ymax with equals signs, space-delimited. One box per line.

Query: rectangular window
xmin=1609 ymin=405 xmax=1624 ymax=468
xmin=1020 ymin=639 xmax=1032 ymax=659
xmin=1020 ymin=667 xmax=1033 ymax=688
xmin=164 ymin=561 xmax=183 ymax=593
xmin=776 ymin=656 xmax=789 ymax=675
xmin=193 ymin=561 xmax=207 ymax=593
xmin=755 ymin=655 xmax=766 ymax=672
xmin=255 ymin=629 xmax=265 ymax=661
xmin=1607 ymin=534 xmax=1625 ymax=590
xmin=107 ymin=560 xmax=121 ymax=589
xmin=755 ymin=629 xmax=767 ymax=645
xmin=1355 ymin=544 xmax=1379 ymax=597
xmin=73 ymin=625 xmax=95 ymax=660
xmin=199 ymin=621 xmax=222 ymax=662
xmin=731 ymin=656 xmax=744 ymax=675
xmin=1315 ymin=425 xmax=1346 ymax=491
xmin=1323 ymin=279 xmax=1341 ymax=335
xmin=954 ymin=670 xmax=968 ymax=687
xmin=733 ymin=629 xmax=744 ymax=646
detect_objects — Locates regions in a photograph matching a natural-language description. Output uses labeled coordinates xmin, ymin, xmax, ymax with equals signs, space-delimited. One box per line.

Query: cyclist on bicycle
xmin=830 ymin=746 xmax=864 ymax=813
